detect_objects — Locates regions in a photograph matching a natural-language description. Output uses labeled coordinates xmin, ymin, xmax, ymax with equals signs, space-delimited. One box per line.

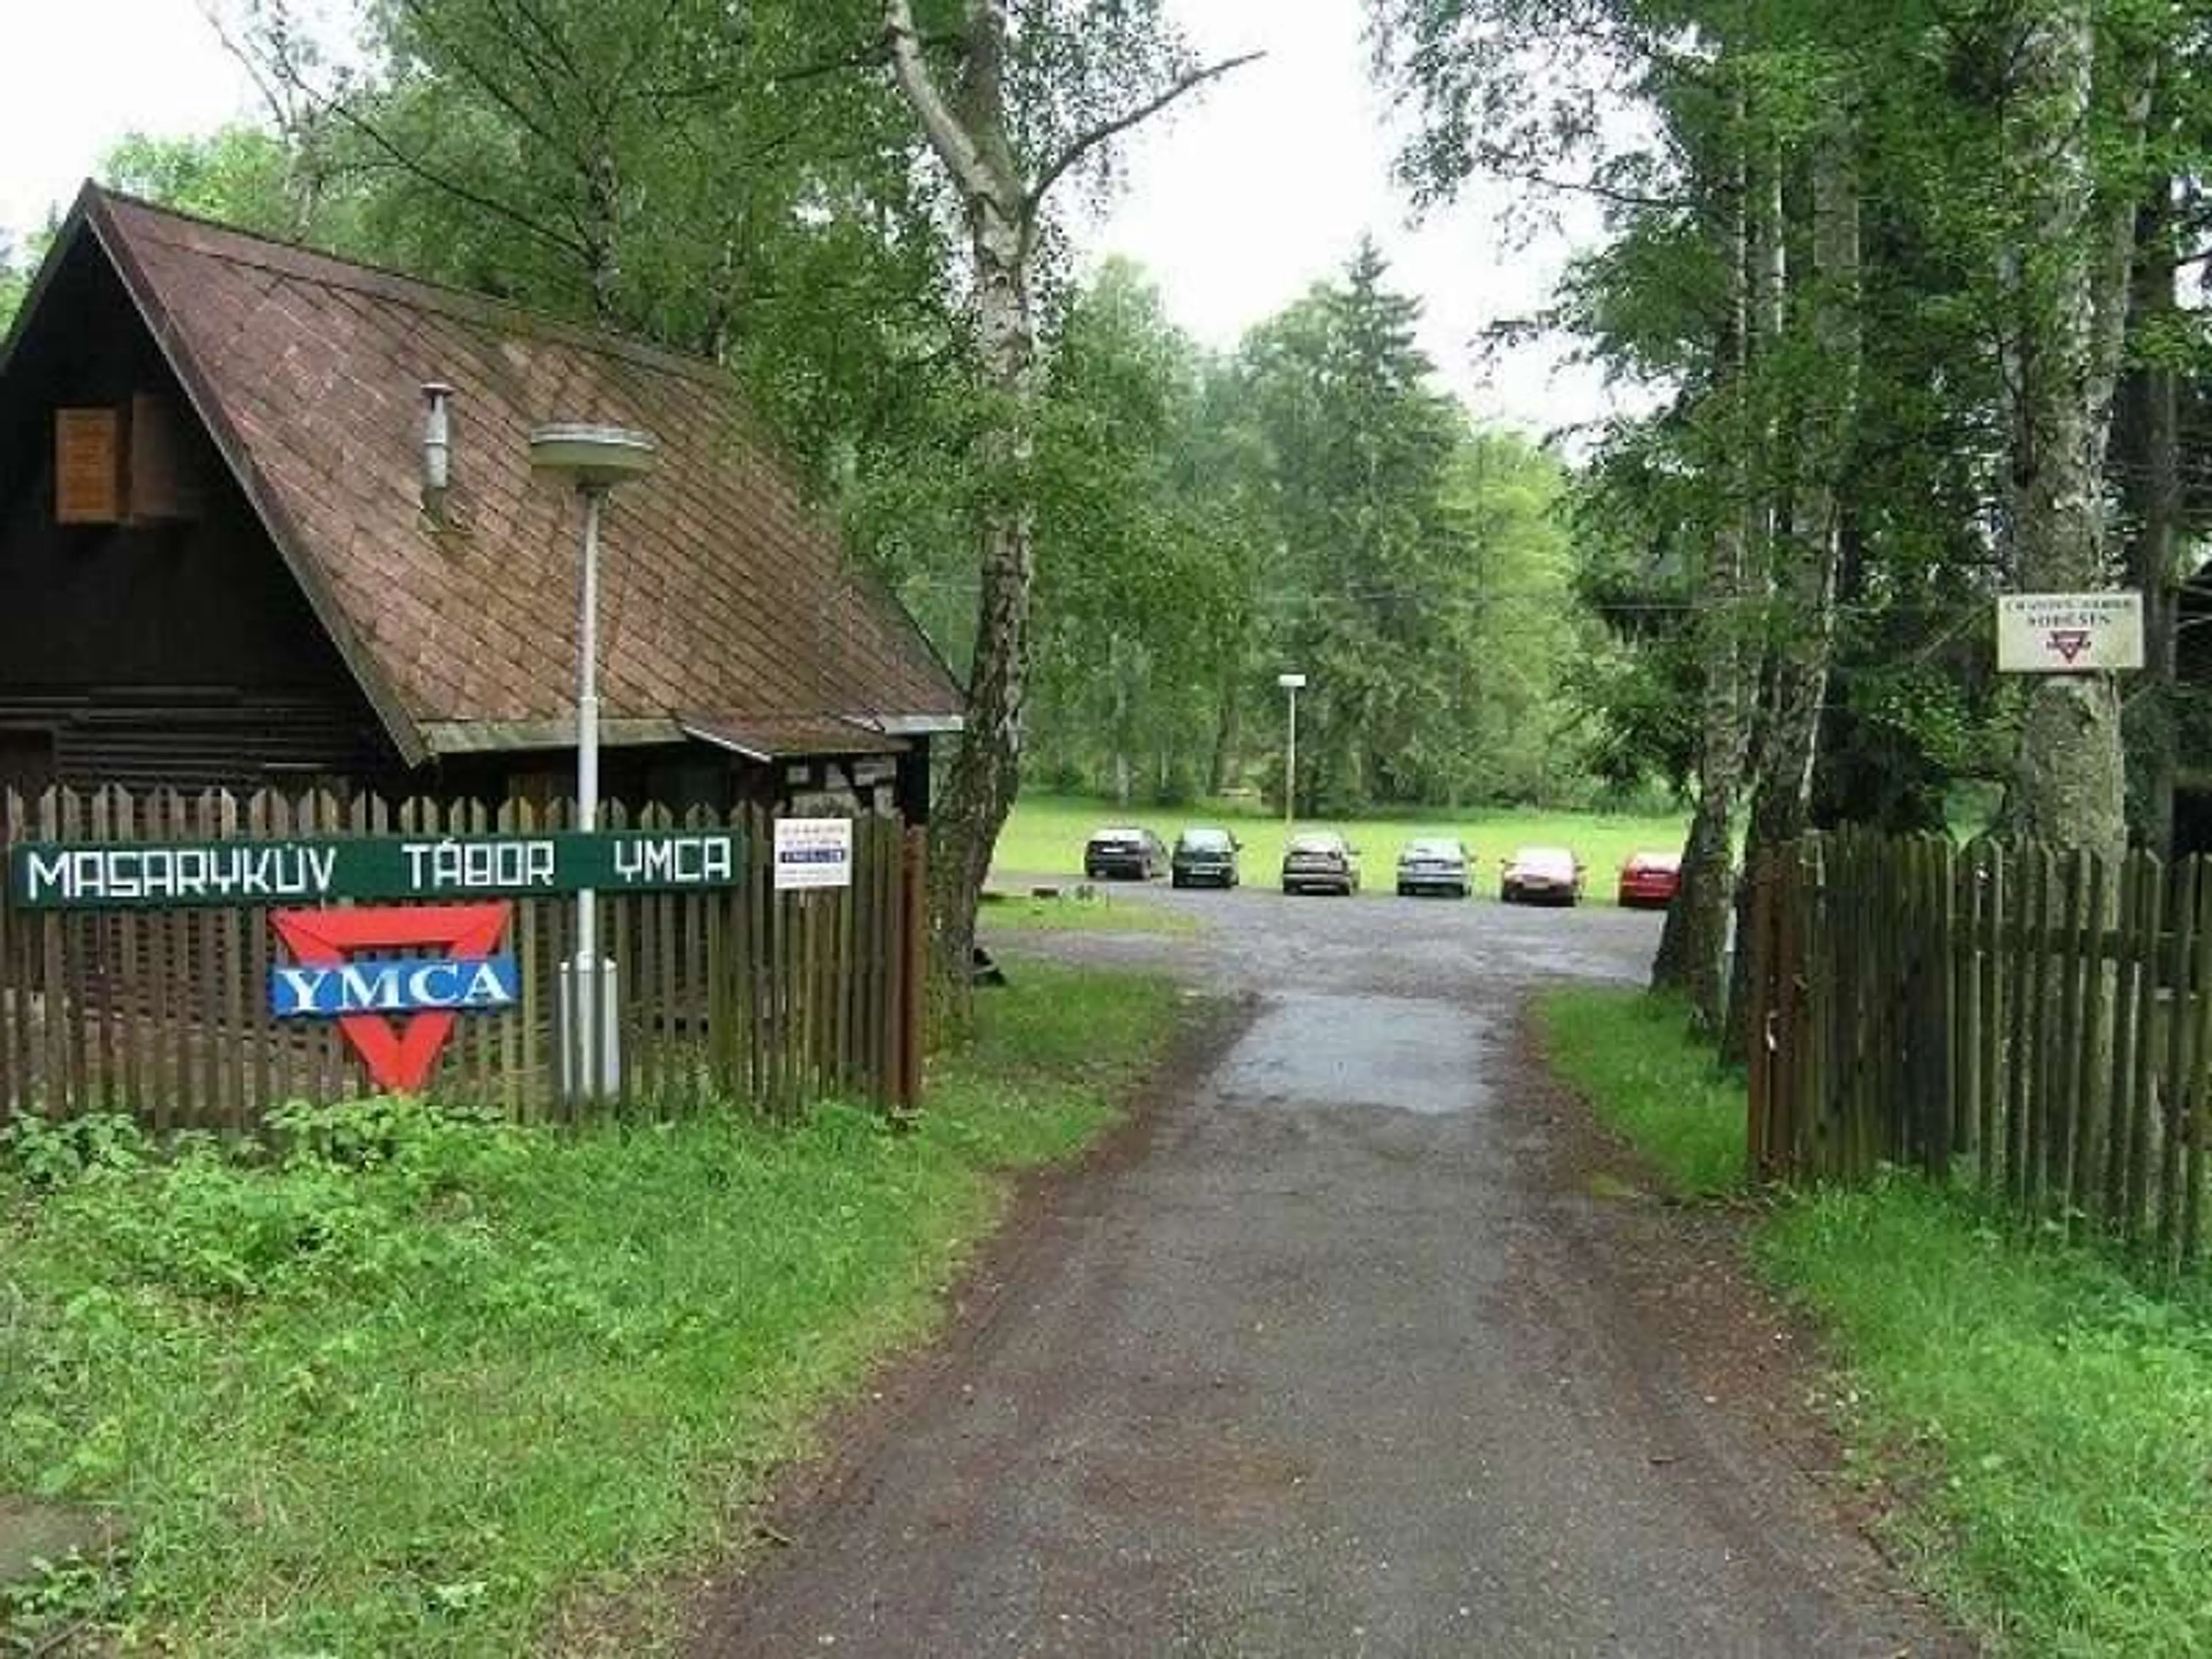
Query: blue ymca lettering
xmin=270 ymin=956 xmax=520 ymax=1018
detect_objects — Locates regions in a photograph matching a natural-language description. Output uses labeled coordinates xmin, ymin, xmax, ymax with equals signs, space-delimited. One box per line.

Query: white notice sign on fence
xmin=1996 ymin=592 xmax=2145 ymax=674
xmin=774 ymin=817 xmax=854 ymax=891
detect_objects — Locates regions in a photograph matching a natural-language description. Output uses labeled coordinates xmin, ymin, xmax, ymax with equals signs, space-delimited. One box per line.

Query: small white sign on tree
xmin=1996 ymin=593 xmax=2145 ymax=674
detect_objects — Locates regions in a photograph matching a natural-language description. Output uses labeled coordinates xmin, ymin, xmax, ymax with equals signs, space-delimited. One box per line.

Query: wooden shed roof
xmin=5 ymin=184 xmax=963 ymax=763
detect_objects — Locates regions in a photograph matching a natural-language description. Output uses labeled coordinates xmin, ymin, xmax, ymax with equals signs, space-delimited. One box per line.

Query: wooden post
xmin=897 ymin=825 xmax=927 ymax=1114
xmin=2184 ymin=868 xmax=2212 ymax=1269
xmin=2050 ymin=850 xmax=2089 ymax=1221
xmin=2096 ymin=853 xmax=2141 ymax=1236
xmin=1745 ymin=849 xmax=1777 ymax=1181
xmin=2157 ymin=859 xmax=2199 ymax=1268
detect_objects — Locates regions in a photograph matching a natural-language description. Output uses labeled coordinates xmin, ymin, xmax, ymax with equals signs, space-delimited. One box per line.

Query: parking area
xmin=990 ymin=868 xmax=1666 ymax=995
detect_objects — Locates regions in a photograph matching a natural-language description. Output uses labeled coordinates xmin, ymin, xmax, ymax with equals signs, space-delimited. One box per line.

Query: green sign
xmin=7 ymin=830 xmax=745 ymax=912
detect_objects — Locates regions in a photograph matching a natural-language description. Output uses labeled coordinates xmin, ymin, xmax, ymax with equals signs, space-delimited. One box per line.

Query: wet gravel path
xmin=687 ymin=883 xmax=1960 ymax=1658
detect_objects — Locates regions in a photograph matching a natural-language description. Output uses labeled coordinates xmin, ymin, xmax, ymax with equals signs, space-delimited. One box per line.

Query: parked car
xmin=1500 ymin=846 xmax=1585 ymax=906
xmin=1084 ymin=825 xmax=1167 ymax=881
xmin=1616 ymin=850 xmax=1682 ymax=910
xmin=1171 ymin=826 xmax=1241 ymax=889
xmin=1282 ymin=831 xmax=1361 ymax=896
xmin=1396 ymin=836 xmax=1472 ymax=898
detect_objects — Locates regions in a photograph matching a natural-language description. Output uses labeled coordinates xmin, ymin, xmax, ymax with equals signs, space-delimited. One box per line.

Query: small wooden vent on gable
xmin=53 ymin=394 xmax=204 ymax=526
xmin=54 ymin=406 xmax=122 ymax=524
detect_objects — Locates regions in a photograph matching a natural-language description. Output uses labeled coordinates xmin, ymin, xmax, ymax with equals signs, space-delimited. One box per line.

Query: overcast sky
xmin=0 ymin=0 xmax=1625 ymax=439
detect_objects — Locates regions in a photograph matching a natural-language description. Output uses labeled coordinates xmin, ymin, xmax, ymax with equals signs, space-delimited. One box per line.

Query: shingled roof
xmin=14 ymin=184 xmax=962 ymax=765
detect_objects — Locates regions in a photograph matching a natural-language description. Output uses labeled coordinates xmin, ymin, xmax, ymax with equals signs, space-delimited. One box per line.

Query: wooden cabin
xmin=0 ymin=185 xmax=961 ymax=819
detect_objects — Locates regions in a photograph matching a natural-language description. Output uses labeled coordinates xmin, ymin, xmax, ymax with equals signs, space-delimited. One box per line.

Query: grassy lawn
xmin=0 ymin=963 xmax=1188 ymax=1657
xmin=979 ymin=888 xmax=1200 ymax=938
xmin=1531 ymin=989 xmax=1745 ymax=1196
xmin=995 ymin=791 xmax=1687 ymax=903
xmin=1536 ymin=984 xmax=2212 ymax=1657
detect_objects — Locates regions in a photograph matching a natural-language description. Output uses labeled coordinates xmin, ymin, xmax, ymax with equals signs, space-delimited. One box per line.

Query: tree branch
xmin=1486 ymin=161 xmax=1690 ymax=213
xmin=1025 ymin=51 xmax=1264 ymax=222
xmin=305 ymin=77 xmax=592 ymax=262
xmin=395 ymin=0 xmax=567 ymax=152
xmin=883 ymin=0 xmax=997 ymax=202
xmin=194 ymin=1 xmax=298 ymax=137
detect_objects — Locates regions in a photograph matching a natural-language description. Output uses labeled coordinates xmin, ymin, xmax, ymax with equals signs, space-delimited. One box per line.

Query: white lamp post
xmin=1277 ymin=672 xmax=1306 ymax=832
xmin=529 ymin=422 xmax=657 ymax=1100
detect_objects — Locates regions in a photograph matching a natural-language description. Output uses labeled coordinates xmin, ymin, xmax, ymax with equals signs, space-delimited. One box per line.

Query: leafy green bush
xmin=1 ymin=1111 xmax=154 ymax=1189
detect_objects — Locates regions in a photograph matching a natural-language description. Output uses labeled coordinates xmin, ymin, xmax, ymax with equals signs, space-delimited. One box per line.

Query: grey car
xmin=1281 ymin=831 xmax=1361 ymax=896
xmin=1395 ymin=836 xmax=1472 ymax=898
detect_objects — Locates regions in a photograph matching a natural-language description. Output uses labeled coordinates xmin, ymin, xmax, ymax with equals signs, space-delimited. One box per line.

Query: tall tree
xmin=1238 ymin=243 xmax=1478 ymax=810
xmin=2000 ymin=0 xmax=2157 ymax=859
xmin=874 ymin=0 xmax=1253 ymax=1014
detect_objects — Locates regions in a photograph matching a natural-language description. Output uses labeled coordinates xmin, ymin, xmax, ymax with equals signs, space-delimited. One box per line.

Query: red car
xmin=1616 ymin=850 xmax=1682 ymax=910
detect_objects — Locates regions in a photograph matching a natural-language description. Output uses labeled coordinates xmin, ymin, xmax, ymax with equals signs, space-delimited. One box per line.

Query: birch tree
xmin=875 ymin=0 xmax=1255 ymax=1012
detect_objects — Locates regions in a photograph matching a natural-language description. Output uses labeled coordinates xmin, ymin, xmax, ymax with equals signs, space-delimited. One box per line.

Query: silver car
xmin=1396 ymin=836 xmax=1472 ymax=898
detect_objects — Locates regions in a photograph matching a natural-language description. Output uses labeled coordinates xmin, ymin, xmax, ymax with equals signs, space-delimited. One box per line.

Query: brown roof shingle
xmin=76 ymin=187 xmax=962 ymax=760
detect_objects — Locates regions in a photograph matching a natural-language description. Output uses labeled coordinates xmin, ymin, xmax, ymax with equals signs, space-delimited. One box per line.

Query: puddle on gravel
xmin=1215 ymin=995 xmax=1490 ymax=1115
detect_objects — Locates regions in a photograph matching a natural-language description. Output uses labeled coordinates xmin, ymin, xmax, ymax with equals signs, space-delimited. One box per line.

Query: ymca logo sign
xmin=270 ymin=905 xmax=516 ymax=1094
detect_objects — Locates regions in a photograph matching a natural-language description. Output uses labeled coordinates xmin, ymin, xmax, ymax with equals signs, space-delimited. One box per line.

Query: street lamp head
xmin=1277 ymin=672 xmax=1307 ymax=690
xmin=529 ymin=423 xmax=658 ymax=492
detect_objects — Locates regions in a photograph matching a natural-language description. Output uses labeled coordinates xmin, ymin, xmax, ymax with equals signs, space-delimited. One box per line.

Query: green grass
xmin=1540 ymin=985 xmax=2212 ymax=1656
xmin=1760 ymin=1183 xmax=2212 ymax=1657
xmin=1531 ymin=988 xmax=1747 ymax=1196
xmin=996 ymin=791 xmax=1687 ymax=904
xmin=0 ymin=963 xmax=1187 ymax=1656
xmin=979 ymin=888 xmax=1200 ymax=938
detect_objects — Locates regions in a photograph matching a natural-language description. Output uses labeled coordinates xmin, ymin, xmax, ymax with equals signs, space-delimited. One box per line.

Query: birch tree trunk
xmin=884 ymin=0 xmax=1040 ymax=1021
xmin=1723 ymin=106 xmax=1860 ymax=1062
xmin=1652 ymin=69 xmax=1754 ymax=1033
xmin=884 ymin=1 xmax=1252 ymax=1027
xmin=2003 ymin=2 xmax=2153 ymax=861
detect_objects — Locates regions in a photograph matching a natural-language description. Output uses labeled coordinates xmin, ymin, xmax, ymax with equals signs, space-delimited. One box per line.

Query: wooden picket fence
xmin=1745 ymin=829 xmax=2212 ymax=1270
xmin=0 ymin=787 xmax=926 ymax=1133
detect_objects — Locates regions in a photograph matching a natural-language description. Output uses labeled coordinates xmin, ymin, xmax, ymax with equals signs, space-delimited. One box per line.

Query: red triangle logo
xmin=271 ymin=904 xmax=514 ymax=1094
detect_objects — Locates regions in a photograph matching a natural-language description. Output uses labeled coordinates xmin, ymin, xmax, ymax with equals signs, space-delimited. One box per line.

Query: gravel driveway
xmin=685 ymin=883 xmax=1960 ymax=1657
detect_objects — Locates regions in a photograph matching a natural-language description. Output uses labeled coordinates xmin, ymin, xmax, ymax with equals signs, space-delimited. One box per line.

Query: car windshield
xmin=1512 ymin=847 xmax=1574 ymax=872
xmin=1091 ymin=827 xmax=1144 ymax=842
xmin=1289 ymin=834 xmax=1344 ymax=854
xmin=1404 ymin=839 xmax=1463 ymax=859
xmin=1628 ymin=851 xmax=1679 ymax=870
xmin=1180 ymin=829 xmax=1232 ymax=850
